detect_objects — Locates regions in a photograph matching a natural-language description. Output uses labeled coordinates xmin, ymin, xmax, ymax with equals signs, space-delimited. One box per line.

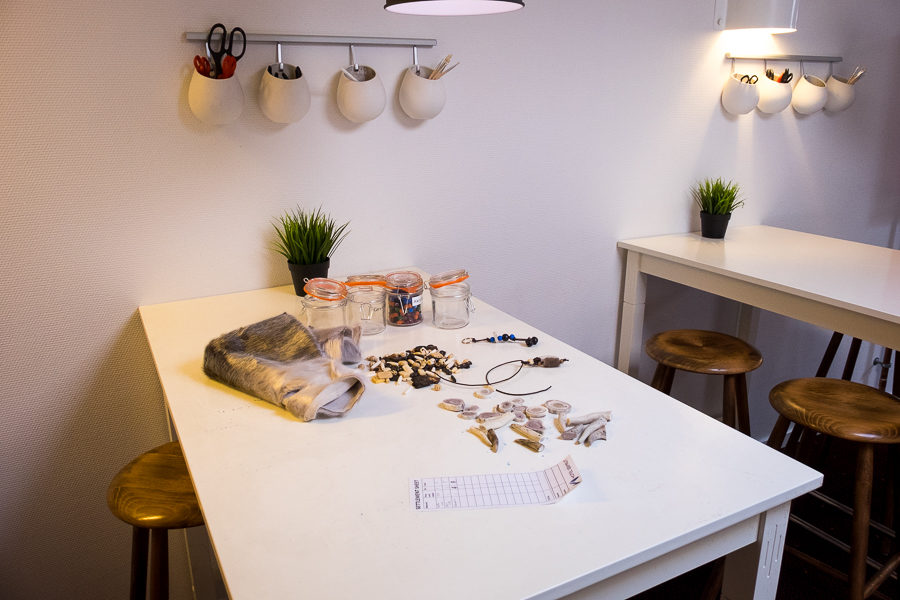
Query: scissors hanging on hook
xmin=740 ymin=74 xmax=758 ymax=84
xmin=206 ymin=23 xmax=246 ymax=78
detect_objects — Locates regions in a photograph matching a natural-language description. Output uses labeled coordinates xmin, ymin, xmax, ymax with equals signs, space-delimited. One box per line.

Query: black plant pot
xmin=287 ymin=259 xmax=330 ymax=296
xmin=699 ymin=212 xmax=731 ymax=239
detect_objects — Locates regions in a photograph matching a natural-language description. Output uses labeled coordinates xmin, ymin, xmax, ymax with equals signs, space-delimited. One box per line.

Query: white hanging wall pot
xmin=791 ymin=75 xmax=827 ymax=114
xmin=824 ymin=75 xmax=855 ymax=112
xmin=756 ymin=76 xmax=792 ymax=113
xmin=384 ymin=0 xmax=523 ymax=15
xmin=399 ymin=66 xmax=446 ymax=119
xmin=188 ymin=69 xmax=244 ymax=124
xmin=336 ymin=66 xmax=386 ymax=123
xmin=259 ymin=44 xmax=311 ymax=124
xmin=721 ymin=73 xmax=759 ymax=115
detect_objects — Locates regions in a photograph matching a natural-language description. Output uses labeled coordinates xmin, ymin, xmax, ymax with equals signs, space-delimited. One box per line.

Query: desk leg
xmin=617 ymin=251 xmax=646 ymax=377
xmin=722 ymin=501 xmax=791 ymax=600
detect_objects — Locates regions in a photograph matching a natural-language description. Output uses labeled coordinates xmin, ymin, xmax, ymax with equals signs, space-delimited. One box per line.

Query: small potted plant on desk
xmin=692 ymin=177 xmax=744 ymax=239
xmin=273 ymin=206 xmax=350 ymax=296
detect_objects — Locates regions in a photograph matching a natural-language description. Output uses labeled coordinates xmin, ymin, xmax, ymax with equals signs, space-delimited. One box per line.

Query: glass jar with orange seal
xmin=384 ymin=271 xmax=424 ymax=327
xmin=345 ymin=274 xmax=387 ymax=335
xmin=299 ymin=278 xmax=348 ymax=329
xmin=428 ymin=268 xmax=472 ymax=329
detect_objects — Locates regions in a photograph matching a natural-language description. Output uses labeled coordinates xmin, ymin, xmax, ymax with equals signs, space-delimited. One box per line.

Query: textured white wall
xmin=1 ymin=0 xmax=898 ymax=598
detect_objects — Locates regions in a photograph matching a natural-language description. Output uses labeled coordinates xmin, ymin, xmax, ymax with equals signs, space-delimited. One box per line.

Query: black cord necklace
xmin=434 ymin=356 xmax=568 ymax=397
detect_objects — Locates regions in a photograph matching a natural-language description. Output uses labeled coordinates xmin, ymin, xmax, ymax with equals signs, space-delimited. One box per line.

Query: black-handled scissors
xmin=206 ymin=23 xmax=246 ymax=78
xmin=740 ymin=74 xmax=759 ymax=84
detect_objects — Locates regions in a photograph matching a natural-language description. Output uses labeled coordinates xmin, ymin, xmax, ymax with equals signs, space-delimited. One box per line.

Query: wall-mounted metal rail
xmin=725 ymin=53 xmax=842 ymax=63
xmin=186 ymin=32 xmax=437 ymax=48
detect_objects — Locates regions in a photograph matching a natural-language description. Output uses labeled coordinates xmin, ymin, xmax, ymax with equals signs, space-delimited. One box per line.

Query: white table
xmin=139 ymin=284 xmax=821 ymax=600
xmin=616 ymin=225 xmax=900 ymax=376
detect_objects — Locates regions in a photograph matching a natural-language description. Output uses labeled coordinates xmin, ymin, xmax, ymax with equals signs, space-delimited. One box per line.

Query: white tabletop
xmin=618 ymin=225 xmax=900 ymax=328
xmin=139 ymin=284 xmax=821 ymax=599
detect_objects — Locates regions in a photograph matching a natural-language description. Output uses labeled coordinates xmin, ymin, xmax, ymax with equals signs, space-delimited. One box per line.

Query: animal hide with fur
xmin=203 ymin=313 xmax=366 ymax=421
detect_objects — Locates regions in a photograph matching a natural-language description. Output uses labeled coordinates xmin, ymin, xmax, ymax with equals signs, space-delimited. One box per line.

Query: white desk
xmin=617 ymin=226 xmax=900 ymax=376
xmin=140 ymin=285 xmax=820 ymax=600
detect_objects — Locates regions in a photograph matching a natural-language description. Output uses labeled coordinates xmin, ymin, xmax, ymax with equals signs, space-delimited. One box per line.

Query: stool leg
xmin=850 ymin=443 xmax=874 ymax=600
xmin=735 ymin=373 xmax=751 ymax=436
xmin=723 ymin=375 xmax=737 ymax=430
xmin=148 ymin=529 xmax=169 ymax=600
xmin=130 ymin=526 xmax=149 ymax=600
xmin=767 ymin=416 xmax=790 ymax=450
xmin=651 ymin=364 xmax=676 ymax=394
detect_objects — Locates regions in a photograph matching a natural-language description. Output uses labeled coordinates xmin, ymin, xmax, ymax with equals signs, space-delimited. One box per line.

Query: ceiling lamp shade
xmin=385 ymin=0 xmax=524 ymax=16
xmin=714 ymin=0 xmax=799 ymax=34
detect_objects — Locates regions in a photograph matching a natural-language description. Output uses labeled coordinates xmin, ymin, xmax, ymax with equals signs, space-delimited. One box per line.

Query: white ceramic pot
xmin=398 ymin=66 xmax=446 ymax=120
xmin=791 ymin=75 xmax=827 ymax=115
xmin=721 ymin=73 xmax=759 ymax=116
xmin=756 ymin=76 xmax=792 ymax=114
xmin=188 ymin=69 xmax=244 ymax=125
xmin=336 ymin=66 xmax=385 ymax=123
xmin=824 ymin=75 xmax=855 ymax=112
xmin=258 ymin=65 xmax=311 ymax=124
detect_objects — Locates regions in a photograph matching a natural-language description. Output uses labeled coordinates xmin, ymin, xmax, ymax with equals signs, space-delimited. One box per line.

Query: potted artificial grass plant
xmin=692 ymin=177 xmax=744 ymax=239
xmin=273 ymin=206 xmax=350 ymax=296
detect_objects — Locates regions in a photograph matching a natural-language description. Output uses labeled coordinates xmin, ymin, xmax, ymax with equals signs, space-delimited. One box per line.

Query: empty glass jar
xmin=385 ymin=271 xmax=424 ymax=327
xmin=299 ymin=278 xmax=348 ymax=330
xmin=429 ymin=268 xmax=472 ymax=329
xmin=345 ymin=274 xmax=387 ymax=336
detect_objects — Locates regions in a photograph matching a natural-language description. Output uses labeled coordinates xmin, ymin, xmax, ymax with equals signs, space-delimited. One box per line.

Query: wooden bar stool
xmin=767 ymin=378 xmax=900 ymax=600
xmin=107 ymin=441 xmax=203 ymax=600
xmin=645 ymin=329 xmax=762 ymax=435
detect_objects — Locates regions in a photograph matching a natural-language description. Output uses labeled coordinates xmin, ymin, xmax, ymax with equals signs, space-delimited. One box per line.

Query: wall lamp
xmin=384 ymin=0 xmax=524 ymax=16
xmin=714 ymin=0 xmax=798 ymax=34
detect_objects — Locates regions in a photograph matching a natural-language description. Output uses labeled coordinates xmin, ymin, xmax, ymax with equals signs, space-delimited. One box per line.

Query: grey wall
xmin=1 ymin=0 xmax=898 ymax=598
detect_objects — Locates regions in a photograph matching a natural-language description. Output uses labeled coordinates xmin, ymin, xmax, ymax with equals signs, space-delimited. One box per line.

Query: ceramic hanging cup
xmin=756 ymin=76 xmax=793 ymax=114
xmin=259 ymin=63 xmax=311 ymax=124
xmin=791 ymin=75 xmax=827 ymax=115
xmin=188 ymin=69 xmax=244 ymax=125
xmin=824 ymin=75 xmax=855 ymax=112
xmin=398 ymin=66 xmax=446 ymax=120
xmin=336 ymin=66 xmax=385 ymax=123
xmin=721 ymin=73 xmax=759 ymax=116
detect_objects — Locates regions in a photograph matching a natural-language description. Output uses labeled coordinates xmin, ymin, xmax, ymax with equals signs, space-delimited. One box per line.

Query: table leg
xmin=617 ymin=250 xmax=646 ymax=377
xmin=722 ymin=501 xmax=791 ymax=600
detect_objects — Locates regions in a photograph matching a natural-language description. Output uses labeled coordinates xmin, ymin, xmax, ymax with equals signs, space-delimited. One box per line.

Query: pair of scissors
xmin=779 ymin=69 xmax=793 ymax=84
xmin=740 ymin=74 xmax=759 ymax=84
xmin=193 ymin=55 xmax=211 ymax=77
xmin=206 ymin=23 xmax=246 ymax=79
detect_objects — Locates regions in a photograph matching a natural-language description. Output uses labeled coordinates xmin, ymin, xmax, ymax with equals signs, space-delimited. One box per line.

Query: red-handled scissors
xmin=193 ymin=55 xmax=211 ymax=77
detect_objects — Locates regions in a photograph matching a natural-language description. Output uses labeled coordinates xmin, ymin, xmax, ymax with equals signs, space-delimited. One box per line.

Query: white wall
xmin=1 ymin=0 xmax=897 ymax=597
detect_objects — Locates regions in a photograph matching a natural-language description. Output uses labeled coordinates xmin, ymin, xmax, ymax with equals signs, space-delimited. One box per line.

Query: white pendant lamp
xmin=714 ymin=0 xmax=799 ymax=34
xmin=385 ymin=0 xmax=524 ymax=16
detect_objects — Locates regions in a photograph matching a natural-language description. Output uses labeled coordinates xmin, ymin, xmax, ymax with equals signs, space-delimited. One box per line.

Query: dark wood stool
xmin=645 ymin=329 xmax=762 ymax=435
xmin=768 ymin=378 xmax=900 ymax=600
xmin=107 ymin=441 xmax=203 ymax=600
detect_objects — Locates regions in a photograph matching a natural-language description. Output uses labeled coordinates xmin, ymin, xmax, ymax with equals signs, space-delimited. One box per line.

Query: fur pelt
xmin=203 ymin=313 xmax=366 ymax=421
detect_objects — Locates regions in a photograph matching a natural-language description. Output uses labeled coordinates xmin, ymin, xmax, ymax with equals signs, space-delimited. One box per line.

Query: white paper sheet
xmin=410 ymin=455 xmax=581 ymax=511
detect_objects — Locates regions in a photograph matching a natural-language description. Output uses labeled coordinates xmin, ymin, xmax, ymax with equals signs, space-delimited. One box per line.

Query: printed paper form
xmin=410 ymin=455 xmax=581 ymax=511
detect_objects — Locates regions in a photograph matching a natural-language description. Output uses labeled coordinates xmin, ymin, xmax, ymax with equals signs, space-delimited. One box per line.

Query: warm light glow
xmin=719 ymin=30 xmax=784 ymax=56
xmin=385 ymin=0 xmax=524 ymax=15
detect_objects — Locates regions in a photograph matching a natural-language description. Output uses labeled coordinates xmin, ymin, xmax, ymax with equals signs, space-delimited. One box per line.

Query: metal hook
xmin=413 ymin=46 xmax=420 ymax=75
xmin=350 ymin=44 xmax=359 ymax=72
xmin=730 ymin=57 xmax=735 ymax=74
xmin=276 ymin=42 xmax=284 ymax=70
xmin=800 ymin=60 xmax=805 ymax=77
xmin=828 ymin=61 xmax=833 ymax=78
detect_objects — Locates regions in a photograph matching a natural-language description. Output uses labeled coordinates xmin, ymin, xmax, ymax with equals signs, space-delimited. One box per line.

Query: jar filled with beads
xmin=384 ymin=271 xmax=424 ymax=327
xmin=429 ymin=268 xmax=471 ymax=329
xmin=299 ymin=278 xmax=348 ymax=329
xmin=345 ymin=274 xmax=387 ymax=335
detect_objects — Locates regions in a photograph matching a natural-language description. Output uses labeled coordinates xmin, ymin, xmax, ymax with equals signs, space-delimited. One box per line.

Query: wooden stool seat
xmin=108 ymin=442 xmax=202 ymax=600
xmin=645 ymin=329 xmax=763 ymax=375
xmin=645 ymin=329 xmax=762 ymax=435
xmin=770 ymin=378 xmax=900 ymax=444
xmin=768 ymin=378 xmax=900 ymax=600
